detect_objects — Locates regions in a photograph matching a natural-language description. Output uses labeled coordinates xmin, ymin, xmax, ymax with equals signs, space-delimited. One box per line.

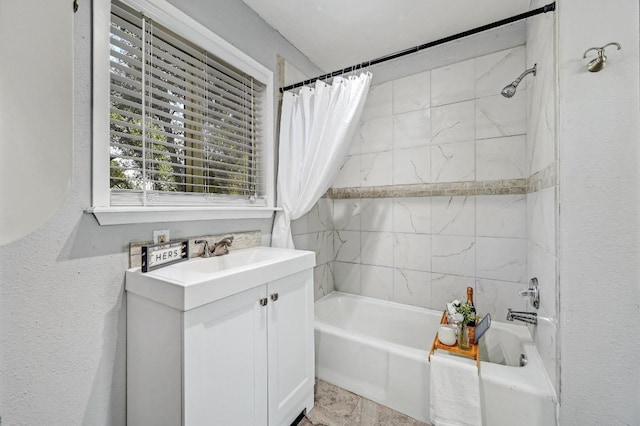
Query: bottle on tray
xmin=466 ymin=286 xmax=476 ymax=344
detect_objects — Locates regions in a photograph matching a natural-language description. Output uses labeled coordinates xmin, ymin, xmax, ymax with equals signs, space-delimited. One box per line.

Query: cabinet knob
xmin=270 ymin=293 xmax=279 ymax=302
xmin=259 ymin=298 xmax=268 ymax=306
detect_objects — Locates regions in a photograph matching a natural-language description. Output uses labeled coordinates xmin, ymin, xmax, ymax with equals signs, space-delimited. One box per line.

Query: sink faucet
xmin=506 ymin=308 xmax=538 ymax=325
xmin=195 ymin=236 xmax=234 ymax=257
xmin=195 ymin=240 xmax=212 ymax=258
xmin=212 ymin=236 xmax=234 ymax=256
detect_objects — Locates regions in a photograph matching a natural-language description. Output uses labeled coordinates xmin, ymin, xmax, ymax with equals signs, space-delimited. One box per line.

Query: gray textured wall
xmin=558 ymin=0 xmax=640 ymax=424
xmin=0 ymin=1 xmax=320 ymax=424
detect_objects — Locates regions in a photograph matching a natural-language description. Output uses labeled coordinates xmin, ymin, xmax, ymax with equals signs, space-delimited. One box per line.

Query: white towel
xmin=429 ymin=352 xmax=482 ymax=426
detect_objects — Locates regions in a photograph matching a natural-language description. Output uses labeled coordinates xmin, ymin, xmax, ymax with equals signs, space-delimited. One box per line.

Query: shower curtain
xmin=271 ymin=72 xmax=372 ymax=249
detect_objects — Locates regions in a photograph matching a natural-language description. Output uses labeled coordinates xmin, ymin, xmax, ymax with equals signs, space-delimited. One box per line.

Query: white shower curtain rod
xmin=280 ymin=2 xmax=556 ymax=93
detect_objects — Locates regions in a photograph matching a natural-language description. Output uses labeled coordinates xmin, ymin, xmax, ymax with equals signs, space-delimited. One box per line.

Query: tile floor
xmin=299 ymin=379 xmax=429 ymax=426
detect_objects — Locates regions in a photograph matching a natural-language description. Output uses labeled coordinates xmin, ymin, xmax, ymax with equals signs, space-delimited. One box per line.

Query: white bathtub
xmin=314 ymin=292 xmax=557 ymax=425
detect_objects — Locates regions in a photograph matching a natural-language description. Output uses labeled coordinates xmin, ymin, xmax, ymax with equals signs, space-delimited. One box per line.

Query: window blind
xmin=109 ymin=1 xmax=266 ymax=207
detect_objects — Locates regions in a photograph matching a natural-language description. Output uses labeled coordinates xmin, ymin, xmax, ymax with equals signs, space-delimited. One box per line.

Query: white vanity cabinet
xmin=126 ymin=247 xmax=315 ymax=426
xmin=265 ymin=271 xmax=315 ymax=425
xmin=182 ymin=284 xmax=269 ymax=426
xmin=182 ymin=270 xmax=314 ymax=426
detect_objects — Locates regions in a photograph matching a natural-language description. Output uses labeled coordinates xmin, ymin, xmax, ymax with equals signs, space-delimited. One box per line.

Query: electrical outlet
xmin=153 ymin=230 xmax=170 ymax=244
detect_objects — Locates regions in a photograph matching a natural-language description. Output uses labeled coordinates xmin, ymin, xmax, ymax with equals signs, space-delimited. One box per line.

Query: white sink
xmin=126 ymin=246 xmax=316 ymax=311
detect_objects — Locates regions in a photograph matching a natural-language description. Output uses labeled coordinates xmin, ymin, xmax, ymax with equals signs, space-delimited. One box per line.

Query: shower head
xmin=501 ymin=64 xmax=537 ymax=98
xmin=500 ymin=83 xmax=518 ymax=98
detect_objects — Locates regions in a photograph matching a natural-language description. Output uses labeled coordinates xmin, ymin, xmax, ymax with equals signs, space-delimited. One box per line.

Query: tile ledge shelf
xmin=326 ymin=164 xmax=557 ymax=199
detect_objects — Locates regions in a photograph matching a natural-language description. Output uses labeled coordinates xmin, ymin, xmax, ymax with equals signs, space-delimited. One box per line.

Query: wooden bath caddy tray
xmin=428 ymin=311 xmax=479 ymax=368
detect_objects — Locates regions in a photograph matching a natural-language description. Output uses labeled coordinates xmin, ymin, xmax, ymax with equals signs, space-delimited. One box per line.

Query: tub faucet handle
xmin=519 ymin=278 xmax=540 ymax=309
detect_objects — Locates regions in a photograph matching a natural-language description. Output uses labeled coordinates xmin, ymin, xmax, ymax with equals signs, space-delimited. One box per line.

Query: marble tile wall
xmin=292 ymin=26 xmax=559 ymax=400
xmin=293 ymin=46 xmax=559 ymax=405
xmin=525 ymin=0 xmax=559 ymax=396
xmin=327 ymin=46 xmax=530 ymax=322
xmin=332 ymin=194 xmax=528 ymax=321
xmin=335 ymin=47 xmax=528 ymax=190
xmin=291 ymin=198 xmax=335 ymax=301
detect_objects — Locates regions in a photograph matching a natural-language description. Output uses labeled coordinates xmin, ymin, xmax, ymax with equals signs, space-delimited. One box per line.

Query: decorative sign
xmin=141 ymin=240 xmax=189 ymax=272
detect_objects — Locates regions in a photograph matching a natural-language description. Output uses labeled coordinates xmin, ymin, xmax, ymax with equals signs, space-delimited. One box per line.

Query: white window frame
xmin=90 ymin=0 xmax=275 ymax=225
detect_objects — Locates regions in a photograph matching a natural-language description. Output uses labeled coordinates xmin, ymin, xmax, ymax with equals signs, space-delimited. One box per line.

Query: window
xmin=92 ymin=0 xmax=274 ymax=224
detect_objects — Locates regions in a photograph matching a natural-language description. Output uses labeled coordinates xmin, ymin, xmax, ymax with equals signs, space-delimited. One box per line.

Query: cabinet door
xmin=184 ymin=285 xmax=268 ymax=426
xmin=267 ymin=270 xmax=315 ymax=426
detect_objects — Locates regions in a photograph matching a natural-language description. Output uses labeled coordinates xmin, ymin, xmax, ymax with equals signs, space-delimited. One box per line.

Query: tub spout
xmin=506 ymin=308 xmax=538 ymax=325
